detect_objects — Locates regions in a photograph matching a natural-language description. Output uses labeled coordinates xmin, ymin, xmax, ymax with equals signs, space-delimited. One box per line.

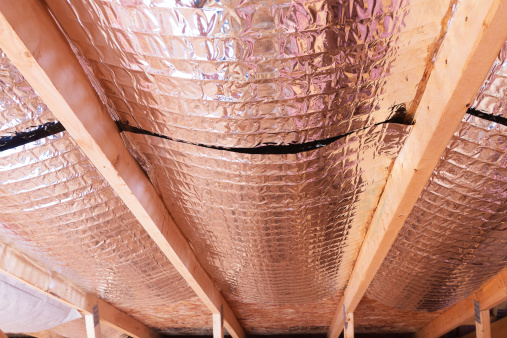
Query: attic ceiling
xmin=0 ymin=0 xmax=506 ymax=337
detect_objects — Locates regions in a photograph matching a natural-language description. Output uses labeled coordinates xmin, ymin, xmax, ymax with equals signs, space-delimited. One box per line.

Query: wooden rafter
xmin=416 ymin=268 xmax=507 ymax=338
xmin=0 ymin=244 xmax=160 ymax=338
xmin=0 ymin=1 xmax=245 ymax=337
xmin=328 ymin=0 xmax=507 ymax=337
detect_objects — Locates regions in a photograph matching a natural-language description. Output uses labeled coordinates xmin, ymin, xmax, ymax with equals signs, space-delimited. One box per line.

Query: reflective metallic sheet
xmin=0 ymin=50 xmax=57 ymax=135
xmin=471 ymin=41 xmax=507 ymax=118
xmin=0 ymin=52 xmax=213 ymax=332
xmin=0 ymin=131 xmax=213 ymax=330
xmin=124 ymin=122 xmax=411 ymax=305
xmin=367 ymin=114 xmax=507 ymax=311
xmin=48 ymin=0 xmax=419 ymax=147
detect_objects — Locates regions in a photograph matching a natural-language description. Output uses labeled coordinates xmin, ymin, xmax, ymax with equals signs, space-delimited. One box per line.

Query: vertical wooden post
xmin=344 ymin=312 xmax=354 ymax=338
xmin=213 ymin=304 xmax=224 ymax=338
xmin=85 ymin=304 xmax=101 ymax=338
xmin=476 ymin=309 xmax=491 ymax=338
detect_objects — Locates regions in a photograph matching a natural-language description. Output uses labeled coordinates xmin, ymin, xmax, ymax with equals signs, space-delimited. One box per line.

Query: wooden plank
xmin=464 ymin=316 xmax=507 ymax=338
xmin=344 ymin=313 xmax=354 ymax=338
xmin=0 ymin=243 xmax=160 ymax=338
xmin=85 ymin=311 xmax=101 ymax=338
xmin=0 ymin=1 xmax=244 ymax=337
xmin=416 ymin=268 xmax=507 ymax=338
xmin=327 ymin=1 xmax=507 ymax=337
xmin=213 ymin=307 xmax=224 ymax=338
xmin=476 ymin=309 xmax=491 ymax=338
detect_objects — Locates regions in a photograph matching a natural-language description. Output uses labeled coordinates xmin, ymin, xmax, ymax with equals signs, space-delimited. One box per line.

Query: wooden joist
xmin=0 ymin=244 xmax=160 ymax=338
xmin=416 ymin=268 xmax=507 ymax=338
xmin=0 ymin=1 xmax=244 ymax=337
xmin=327 ymin=1 xmax=507 ymax=337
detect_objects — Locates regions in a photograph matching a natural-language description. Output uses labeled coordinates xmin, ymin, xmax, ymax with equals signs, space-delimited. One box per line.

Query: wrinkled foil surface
xmin=0 ymin=51 xmax=215 ymax=331
xmin=367 ymin=114 xmax=507 ymax=311
xmin=49 ymin=0 xmax=413 ymax=147
xmin=125 ymin=122 xmax=410 ymax=304
xmin=0 ymin=131 xmax=200 ymax=319
xmin=0 ymin=51 xmax=57 ymax=135
xmin=472 ymin=41 xmax=507 ymax=118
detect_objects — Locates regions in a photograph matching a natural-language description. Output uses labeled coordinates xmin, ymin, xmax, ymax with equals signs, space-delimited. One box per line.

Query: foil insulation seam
xmin=0 ymin=50 xmax=57 ymax=135
xmin=123 ymin=122 xmax=411 ymax=305
xmin=366 ymin=113 xmax=507 ymax=312
xmin=47 ymin=0 xmax=422 ymax=147
xmin=471 ymin=41 xmax=507 ymax=118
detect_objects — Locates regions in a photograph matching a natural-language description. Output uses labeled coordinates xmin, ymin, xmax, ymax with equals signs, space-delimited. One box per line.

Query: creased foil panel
xmin=0 ymin=131 xmax=215 ymax=330
xmin=124 ymin=122 xmax=411 ymax=304
xmin=367 ymin=114 xmax=507 ymax=311
xmin=49 ymin=0 xmax=412 ymax=147
xmin=471 ymin=41 xmax=507 ymax=118
xmin=0 ymin=50 xmax=57 ymax=135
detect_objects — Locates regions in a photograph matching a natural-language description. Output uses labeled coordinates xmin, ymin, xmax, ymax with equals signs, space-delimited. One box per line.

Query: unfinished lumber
xmin=464 ymin=316 xmax=507 ymax=338
xmin=85 ymin=311 xmax=101 ymax=338
xmin=416 ymin=268 xmax=507 ymax=338
xmin=0 ymin=1 xmax=244 ymax=337
xmin=0 ymin=244 xmax=160 ymax=338
xmin=213 ymin=307 xmax=224 ymax=338
xmin=476 ymin=307 xmax=492 ymax=338
xmin=344 ymin=312 xmax=354 ymax=338
xmin=328 ymin=0 xmax=507 ymax=337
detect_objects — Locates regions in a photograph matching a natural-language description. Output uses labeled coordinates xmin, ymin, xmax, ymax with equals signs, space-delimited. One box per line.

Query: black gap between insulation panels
xmin=0 ymin=122 xmax=65 ymax=152
xmin=467 ymin=107 xmax=507 ymax=126
xmin=117 ymin=105 xmax=413 ymax=155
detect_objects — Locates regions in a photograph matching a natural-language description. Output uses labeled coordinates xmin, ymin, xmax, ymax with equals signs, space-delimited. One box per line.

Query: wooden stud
xmin=0 ymin=1 xmax=244 ymax=337
xmin=476 ymin=308 xmax=491 ymax=338
xmin=85 ymin=311 xmax=102 ymax=338
xmin=416 ymin=268 xmax=507 ymax=338
xmin=344 ymin=313 xmax=354 ymax=338
xmin=213 ymin=306 xmax=224 ymax=338
xmin=0 ymin=243 xmax=160 ymax=338
xmin=327 ymin=1 xmax=507 ymax=337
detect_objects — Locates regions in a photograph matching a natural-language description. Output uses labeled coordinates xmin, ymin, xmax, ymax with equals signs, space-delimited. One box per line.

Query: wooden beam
xmin=416 ymin=268 xmax=507 ymax=338
xmin=0 ymin=243 xmax=160 ymax=338
xmin=0 ymin=1 xmax=244 ymax=337
xmin=476 ymin=308 xmax=491 ymax=338
xmin=327 ymin=1 xmax=507 ymax=337
xmin=464 ymin=316 xmax=507 ymax=338
xmin=213 ymin=307 xmax=224 ymax=338
xmin=85 ymin=313 xmax=101 ymax=338
xmin=344 ymin=313 xmax=354 ymax=338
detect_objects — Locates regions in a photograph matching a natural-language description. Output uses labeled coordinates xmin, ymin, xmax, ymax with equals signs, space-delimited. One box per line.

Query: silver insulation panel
xmin=49 ymin=0 xmax=412 ymax=147
xmin=124 ymin=122 xmax=410 ymax=305
xmin=0 ymin=51 xmax=57 ymax=135
xmin=0 ymin=49 xmax=215 ymax=332
xmin=472 ymin=41 xmax=507 ymax=118
xmin=367 ymin=42 xmax=507 ymax=312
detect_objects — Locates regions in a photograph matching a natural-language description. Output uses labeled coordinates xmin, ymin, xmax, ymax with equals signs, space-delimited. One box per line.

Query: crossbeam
xmin=416 ymin=268 xmax=507 ymax=338
xmin=0 ymin=243 xmax=160 ymax=338
xmin=328 ymin=0 xmax=507 ymax=336
xmin=0 ymin=1 xmax=244 ymax=337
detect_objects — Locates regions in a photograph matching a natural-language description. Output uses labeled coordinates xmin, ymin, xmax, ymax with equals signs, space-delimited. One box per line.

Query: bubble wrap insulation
xmin=0 ymin=52 xmax=215 ymax=331
xmin=47 ymin=0 xmax=418 ymax=148
xmin=366 ymin=114 xmax=507 ymax=311
xmin=124 ymin=122 xmax=410 ymax=305
xmin=0 ymin=51 xmax=57 ymax=135
xmin=472 ymin=41 xmax=507 ymax=118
